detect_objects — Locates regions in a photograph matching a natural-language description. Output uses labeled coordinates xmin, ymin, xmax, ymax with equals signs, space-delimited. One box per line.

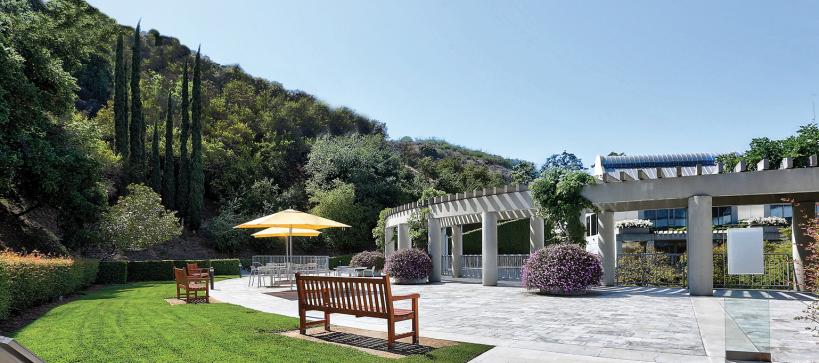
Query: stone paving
xmin=211 ymin=277 xmax=819 ymax=362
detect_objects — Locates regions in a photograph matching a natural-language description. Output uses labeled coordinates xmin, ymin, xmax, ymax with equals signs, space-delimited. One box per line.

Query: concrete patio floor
xmin=211 ymin=277 xmax=819 ymax=362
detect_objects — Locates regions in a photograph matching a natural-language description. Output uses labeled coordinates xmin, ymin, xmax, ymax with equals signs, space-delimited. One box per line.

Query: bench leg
xmin=387 ymin=317 xmax=395 ymax=350
xmin=299 ymin=308 xmax=307 ymax=335
xmin=324 ymin=310 xmax=331 ymax=331
xmin=412 ymin=299 xmax=419 ymax=344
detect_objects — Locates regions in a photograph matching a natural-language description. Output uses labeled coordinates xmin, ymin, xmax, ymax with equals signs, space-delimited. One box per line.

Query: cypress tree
xmin=162 ymin=91 xmax=175 ymax=209
xmin=128 ymin=22 xmax=145 ymax=183
xmin=189 ymin=47 xmax=204 ymax=230
xmin=150 ymin=118 xmax=161 ymax=191
xmin=176 ymin=60 xmax=190 ymax=217
xmin=113 ymin=34 xmax=129 ymax=157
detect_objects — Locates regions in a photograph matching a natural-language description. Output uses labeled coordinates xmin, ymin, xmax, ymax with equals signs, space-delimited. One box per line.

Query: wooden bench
xmin=295 ymin=273 xmax=420 ymax=348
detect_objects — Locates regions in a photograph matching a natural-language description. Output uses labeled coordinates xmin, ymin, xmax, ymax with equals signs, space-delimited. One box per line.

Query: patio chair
xmin=248 ymin=262 xmax=263 ymax=287
xmin=361 ymin=266 xmax=377 ymax=277
xmin=174 ymin=268 xmax=209 ymax=303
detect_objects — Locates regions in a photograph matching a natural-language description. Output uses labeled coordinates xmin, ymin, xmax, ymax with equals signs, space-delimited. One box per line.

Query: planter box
xmin=619 ymin=227 xmax=650 ymax=234
xmin=391 ymin=277 xmax=428 ymax=285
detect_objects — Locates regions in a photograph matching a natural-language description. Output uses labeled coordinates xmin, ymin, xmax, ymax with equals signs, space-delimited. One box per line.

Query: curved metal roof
xmin=600 ymin=153 xmax=718 ymax=170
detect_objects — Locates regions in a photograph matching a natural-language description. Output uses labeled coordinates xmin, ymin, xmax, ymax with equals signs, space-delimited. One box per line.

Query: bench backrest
xmin=295 ymin=273 xmax=394 ymax=318
xmin=173 ymin=268 xmax=187 ymax=283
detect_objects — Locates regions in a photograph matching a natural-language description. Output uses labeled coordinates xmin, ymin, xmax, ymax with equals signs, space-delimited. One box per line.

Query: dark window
xmin=586 ymin=214 xmax=598 ymax=236
xmin=712 ymin=206 xmax=734 ymax=226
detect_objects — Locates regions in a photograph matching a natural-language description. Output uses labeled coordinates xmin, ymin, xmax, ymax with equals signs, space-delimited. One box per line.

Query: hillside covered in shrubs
xmin=0 ymin=0 xmax=518 ymax=258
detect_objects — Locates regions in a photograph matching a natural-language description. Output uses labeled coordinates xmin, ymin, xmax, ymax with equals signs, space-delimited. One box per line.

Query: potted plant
xmin=350 ymin=251 xmax=385 ymax=275
xmin=615 ymin=219 xmax=653 ymax=234
xmin=384 ymin=249 xmax=432 ymax=284
xmin=521 ymin=244 xmax=603 ymax=295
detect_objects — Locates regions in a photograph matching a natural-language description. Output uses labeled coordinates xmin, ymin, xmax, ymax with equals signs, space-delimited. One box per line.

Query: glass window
xmin=655 ymin=209 xmax=668 ymax=228
xmin=769 ymin=204 xmax=793 ymax=223
xmin=712 ymin=206 xmax=734 ymax=226
xmin=673 ymin=208 xmax=687 ymax=227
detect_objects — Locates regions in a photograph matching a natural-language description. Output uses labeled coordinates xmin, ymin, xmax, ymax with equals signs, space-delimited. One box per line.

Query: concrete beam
xmin=397 ymin=223 xmax=411 ymax=251
xmin=582 ymin=167 xmax=819 ymax=212
xmin=481 ymin=211 xmax=498 ymax=286
xmin=529 ymin=216 xmax=545 ymax=252
xmin=428 ymin=218 xmax=442 ymax=283
xmin=451 ymin=225 xmax=463 ymax=278
xmin=781 ymin=157 xmax=794 ymax=169
xmin=598 ymin=211 xmax=616 ymax=286
xmin=687 ymin=195 xmax=714 ymax=296
xmin=384 ymin=227 xmax=395 ymax=256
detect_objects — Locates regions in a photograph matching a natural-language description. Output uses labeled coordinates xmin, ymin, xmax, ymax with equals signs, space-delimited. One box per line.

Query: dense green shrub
xmin=125 ymin=259 xmax=240 ymax=282
xmin=0 ymin=252 xmax=99 ymax=320
xmin=239 ymin=258 xmax=252 ymax=270
xmin=127 ymin=260 xmax=175 ymax=282
xmin=350 ymin=251 xmax=385 ymax=270
xmin=96 ymin=261 xmax=128 ymax=284
xmin=172 ymin=259 xmax=210 ymax=269
xmin=330 ymin=255 xmax=352 ymax=269
xmin=210 ymin=259 xmax=240 ymax=275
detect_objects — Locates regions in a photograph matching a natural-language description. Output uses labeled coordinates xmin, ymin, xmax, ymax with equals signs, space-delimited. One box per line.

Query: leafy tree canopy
xmin=540 ymin=151 xmax=584 ymax=173
xmin=95 ymin=184 xmax=181 ymax=257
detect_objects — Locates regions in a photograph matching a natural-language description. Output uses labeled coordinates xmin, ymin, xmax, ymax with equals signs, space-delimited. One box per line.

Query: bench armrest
xmin=391 ymin=293 xmax=420 ymax=301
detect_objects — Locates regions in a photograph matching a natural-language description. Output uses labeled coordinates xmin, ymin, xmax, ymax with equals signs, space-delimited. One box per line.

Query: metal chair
xmin=248 ymin=262 xmax=263 ymax=287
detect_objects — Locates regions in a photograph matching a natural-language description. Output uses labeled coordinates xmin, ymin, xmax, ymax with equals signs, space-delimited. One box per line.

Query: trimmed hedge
xmin=210 ymin=259 xmax=240 ymax=275
xmin=0 ymin=252 xmax=98 ymax=320
xmin=123 ymin=259 xmax=241 ymax=282
xmin=330 ymin=255 xmax=352 ymax=269
xmin=96 ymin=261 xmax=128 ymax=284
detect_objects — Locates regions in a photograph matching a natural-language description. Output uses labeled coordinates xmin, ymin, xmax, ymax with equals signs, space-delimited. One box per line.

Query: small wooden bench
xmin=295 ymin=273 xmax=420 ymax=348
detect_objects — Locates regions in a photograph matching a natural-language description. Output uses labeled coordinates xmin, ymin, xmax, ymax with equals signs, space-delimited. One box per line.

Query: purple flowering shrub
xmin=521 ymin=244 xmax=603 ymax=295
xmin=350 ymin=251 xmax=385 ymax=270
xmin=384 ymin=249 xmax=432 ymax=280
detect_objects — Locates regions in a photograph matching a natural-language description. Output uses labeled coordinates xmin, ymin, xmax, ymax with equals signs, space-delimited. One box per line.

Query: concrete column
xmin=451 ymin=225 xmax=463 ymax=277
xmin=482 ymin=211 xmax=498 ymax=286
xmin=384 ymin=227 xmax=395 ymax=256
xmin=428 ymin=217 xmax=442 ymax=283
xmin=687 ymin=195 xmax=714 ymax=296
xmin=597 ymin=211 xmax=616 ymax=286
xmin=529 ymin=216 xmax=545 ymax=252
xmin=792 ymin=201 xmax=816 ymax=292
xmin=397 ymin=223 xmax=411 ymax=251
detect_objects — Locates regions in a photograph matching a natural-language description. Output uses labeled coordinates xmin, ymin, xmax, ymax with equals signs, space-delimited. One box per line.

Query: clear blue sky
xmin=88 ymin=0 xmax=819 ymax=166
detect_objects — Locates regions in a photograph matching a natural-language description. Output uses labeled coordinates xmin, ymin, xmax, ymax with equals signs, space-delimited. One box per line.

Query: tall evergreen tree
xmin=176 ymin=60 xmax=190 ymax=217
xmin=162 ymin=92 xmax=175 ymax=209
xmin=113 ymin=34 xmax=129 ymax=157
xmin=189 ymin=47 xmax=204 ymax=230
xmin=150 ymin=118 xmax=161 ymax=191
xmin=128 ymin=22 xmax=145 ymax=183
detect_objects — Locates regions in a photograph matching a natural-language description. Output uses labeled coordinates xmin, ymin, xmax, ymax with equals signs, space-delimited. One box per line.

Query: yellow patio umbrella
xmin=251 ymin=227 xmax=321 ymax=238
xmin=234 ymin=209 xmax=350 ymax=268
xmin=234 ymin=209 xmax=351 ymax=230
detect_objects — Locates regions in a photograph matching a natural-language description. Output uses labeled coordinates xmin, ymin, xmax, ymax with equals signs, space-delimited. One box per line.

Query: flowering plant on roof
xmin=742 ymin=216 xmax=788 ymax=227
xmin=384 ymin=248 xmax=431 ymax=280
xmin=521 ymin=244 xmax=603 ymax=295
xmin=615 ymin=219 xmax=653 ymax=229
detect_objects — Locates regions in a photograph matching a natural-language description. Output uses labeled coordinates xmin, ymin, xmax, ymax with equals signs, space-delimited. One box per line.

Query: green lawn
xmin=11 ymin=278 xmax=490 ymax=362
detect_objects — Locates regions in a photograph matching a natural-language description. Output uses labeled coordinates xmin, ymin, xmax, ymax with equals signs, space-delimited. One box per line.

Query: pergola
xmin=381 ymin=155 xmax=819 ymax=296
